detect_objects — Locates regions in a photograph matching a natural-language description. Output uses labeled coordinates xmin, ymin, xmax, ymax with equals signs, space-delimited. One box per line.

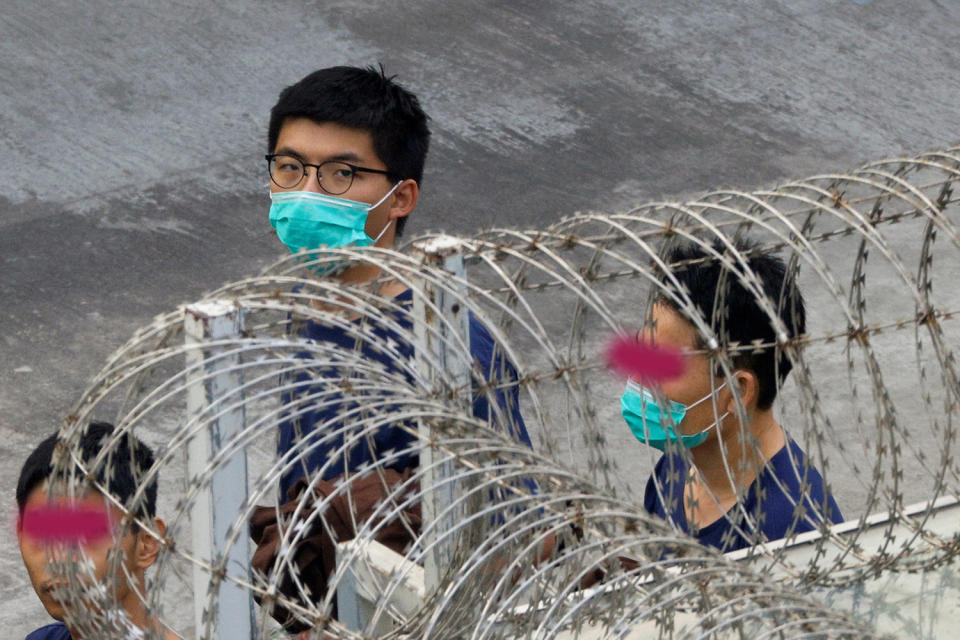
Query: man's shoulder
xmin=763 ymin=439 xmax=821 ymax=490
xmin=466 ymin=309 xmax=494 ymax=354
xmin=644 ymin=452 xmax=687 ymax=517
xmin=25 ymin=622 xmax=71 ymax=640
xmin=464 ymin=309 xmax=520 ymax=375
xmin=652 ymin=450 xmax=689 ymax=477
xmin=757 ymin=437 xmax=843 ymax=526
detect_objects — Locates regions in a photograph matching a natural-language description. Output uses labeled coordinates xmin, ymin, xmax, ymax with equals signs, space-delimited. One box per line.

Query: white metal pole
xmin=336 ymin=236 xmax=471 ymax=633
xmin=184 ymin=300 xmax=255 ymax=639
xmin=411 ymin=236 xmax=472 ymax=593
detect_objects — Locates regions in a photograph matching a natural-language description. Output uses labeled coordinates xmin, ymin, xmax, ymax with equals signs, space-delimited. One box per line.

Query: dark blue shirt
xmin=277 ymin=288 xmax=532 ymax=497
xmin=643 ymin=438 xmax=843 ymax=553
xmin=26 ymin=623 xmax=71 ymax=640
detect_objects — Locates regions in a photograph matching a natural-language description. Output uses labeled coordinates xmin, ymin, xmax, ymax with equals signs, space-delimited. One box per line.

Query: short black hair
xmin=16 ymin=421 xmax=158 ymax=521
xmin=657 ymin=238 xmax=806 ymax=410
xmin=267 ymin=65 xmax=431 ymax=236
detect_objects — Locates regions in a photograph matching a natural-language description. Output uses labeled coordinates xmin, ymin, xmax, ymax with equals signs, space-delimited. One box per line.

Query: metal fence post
xmin=335 ymin=236 xmax=471 ymax=633
xmin=184 ymin=300 xmax=255 ymax=639
xmin=411 ymin=235 xmax=472 ymax=593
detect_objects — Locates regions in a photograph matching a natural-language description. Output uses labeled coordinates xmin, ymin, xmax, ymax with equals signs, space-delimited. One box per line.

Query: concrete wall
xmin=2 ymin=0 xmax=959 ymax=635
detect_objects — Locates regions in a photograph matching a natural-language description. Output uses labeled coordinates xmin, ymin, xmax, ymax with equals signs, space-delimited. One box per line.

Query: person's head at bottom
xmin=16 ymin=421 xmax=178 ymax=640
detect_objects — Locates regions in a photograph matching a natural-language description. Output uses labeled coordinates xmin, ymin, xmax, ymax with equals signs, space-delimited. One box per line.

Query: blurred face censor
xmin=620 ymin=304 xmax=734 ymax=451
xmin=17 ymin=485 xmax=143 ymax=623
xmin=267 ymin=118 xmax=405 ymax=275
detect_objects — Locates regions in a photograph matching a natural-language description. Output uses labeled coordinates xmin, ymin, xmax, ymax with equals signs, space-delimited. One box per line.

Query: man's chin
xmin=39 ymin=597 xmax=66 ymax=622
xmin=41 ymin=588 xmax=80 ymax=623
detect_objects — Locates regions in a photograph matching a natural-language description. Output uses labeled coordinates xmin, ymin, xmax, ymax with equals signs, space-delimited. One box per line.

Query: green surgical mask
xmin=620 ymin=379 xmax=728 ymax=451
xmin=268 ymin=185 xmax=399 ymax=275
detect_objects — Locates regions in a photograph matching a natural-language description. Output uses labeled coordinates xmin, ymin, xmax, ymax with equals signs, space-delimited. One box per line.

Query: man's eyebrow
xmin=272 ymin=148 xmax=366 ymax=164
xmin=327 ymin=152 xmax=365 ymax=164
xmin=272 ymin=147 xmax=305 ymax=160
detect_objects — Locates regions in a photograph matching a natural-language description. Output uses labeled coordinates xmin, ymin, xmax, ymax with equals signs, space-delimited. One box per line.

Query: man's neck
xmin=685 ymin=409 xmax=785 ymax=527
xmin=338 ymin=261 xmax=382 ymax=284
xmin=337 ymin=262 xmax=409 ymax=299
xmin=67 ymin=615 xmax=175 ymax=640
xmin=334 ymin=227 xmax=398 ymax=285
xmin=64 ymin=581 xmax=154 ymax=640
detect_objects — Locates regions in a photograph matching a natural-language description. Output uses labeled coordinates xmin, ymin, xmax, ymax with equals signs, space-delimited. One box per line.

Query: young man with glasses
xmin=266 ymin=66 xmax=425 ymax=284
xmin=254 ymin=66 xmax=532 ymax=633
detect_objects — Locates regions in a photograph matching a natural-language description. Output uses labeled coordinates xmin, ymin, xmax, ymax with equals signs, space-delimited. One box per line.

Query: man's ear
xmin=725 ymin=369 xmax=759 ymax=415
xmin=134 ymin=518 xmax=166 ymax=571
xmin=387 ymin=179 xmax=418 ymax=221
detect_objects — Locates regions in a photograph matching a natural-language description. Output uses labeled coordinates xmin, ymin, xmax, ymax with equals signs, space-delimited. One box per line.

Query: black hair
xmin=268 ymin=65 xmax=431 ymax=236
xmin=658 ymin=238 xmax=806 ymax=410
xmin=16 ymin=421 xmax=158 ymax=521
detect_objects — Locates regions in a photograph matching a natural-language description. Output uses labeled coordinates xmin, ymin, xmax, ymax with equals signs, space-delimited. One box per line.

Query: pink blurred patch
xmin=21 ymin=504 xmax=112 ymax=544
xmin=605 ymin=336 xmax=686 ymax=383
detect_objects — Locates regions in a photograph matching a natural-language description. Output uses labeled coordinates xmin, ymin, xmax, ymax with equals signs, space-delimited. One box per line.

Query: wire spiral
xmin=44 ymin=145 xmax=960 ymax=638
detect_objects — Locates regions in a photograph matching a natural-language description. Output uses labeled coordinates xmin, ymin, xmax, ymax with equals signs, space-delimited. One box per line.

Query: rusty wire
xmin=41 ymin=145 xmax=960 ymax=638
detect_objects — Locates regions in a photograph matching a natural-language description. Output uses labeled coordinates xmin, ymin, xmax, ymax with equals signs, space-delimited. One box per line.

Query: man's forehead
xmin=24 ymin=484 xmax=130 ymax=535
xmin=640 ymin=304 xmax=700 ymax=349
xmin=275 ymin=118 xmax=377 ymax=156
xmin=28 ymin=481 xmax=106 ymax=506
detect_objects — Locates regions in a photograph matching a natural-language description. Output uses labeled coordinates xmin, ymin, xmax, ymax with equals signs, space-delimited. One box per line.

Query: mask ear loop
xmin=369 ymin=180 xmax=404 ymax=243
xmin=687 ymin=379 xmax=729 ymax=411
xmin=372 ymin=218 xmax=393 ymax=243
xmin=683 ymin=377 xmax=732 ymax=442
xmin=370 ymin=180 xmax=403 ymax=209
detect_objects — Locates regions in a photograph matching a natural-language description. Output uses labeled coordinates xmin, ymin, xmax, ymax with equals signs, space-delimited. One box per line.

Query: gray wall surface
xmin=2 ymin=0 xmax=959 ymax=636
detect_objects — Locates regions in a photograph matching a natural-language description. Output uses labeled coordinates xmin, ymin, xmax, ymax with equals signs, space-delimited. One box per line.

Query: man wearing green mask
xmin=624 ymin=238 xmax=842 ymax=553
xmin=255 ymin=66 xmax=533 ymax=633
xmin=265 ymin=64 xmax=531 ymax=493
xmin=266 ymin=77 xmax=419 ymax=280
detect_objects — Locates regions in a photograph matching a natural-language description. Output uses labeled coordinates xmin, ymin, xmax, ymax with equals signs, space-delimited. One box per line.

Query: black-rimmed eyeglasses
xmin=265 ymin=154 xmax=394 ymax=195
